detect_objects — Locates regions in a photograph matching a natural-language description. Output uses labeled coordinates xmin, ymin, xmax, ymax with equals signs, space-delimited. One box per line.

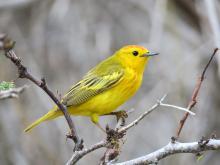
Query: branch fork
xmin=0 ymin=34 xmax=83 ymax=150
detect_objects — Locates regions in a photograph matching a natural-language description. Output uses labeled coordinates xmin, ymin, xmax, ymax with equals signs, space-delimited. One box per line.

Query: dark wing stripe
xmin=62 ymin=64 xmax=124 ymax=106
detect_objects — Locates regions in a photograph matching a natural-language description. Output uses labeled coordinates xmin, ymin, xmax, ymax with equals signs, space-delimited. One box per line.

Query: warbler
xmin=24 ymin=45 xmax=158 ymax=132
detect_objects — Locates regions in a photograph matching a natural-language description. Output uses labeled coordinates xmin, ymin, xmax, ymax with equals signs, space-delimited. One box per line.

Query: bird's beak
xmin=141 ymin=52 xmax=159 ymax=57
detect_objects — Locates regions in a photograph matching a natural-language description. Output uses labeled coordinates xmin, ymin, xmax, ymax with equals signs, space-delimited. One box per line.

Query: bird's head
xmin=114 ymin=45 xmax=158 ymax=72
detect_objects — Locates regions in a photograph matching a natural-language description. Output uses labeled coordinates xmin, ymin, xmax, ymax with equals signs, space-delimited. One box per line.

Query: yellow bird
xmin=24 ymin=45 xmax=158 ymax=132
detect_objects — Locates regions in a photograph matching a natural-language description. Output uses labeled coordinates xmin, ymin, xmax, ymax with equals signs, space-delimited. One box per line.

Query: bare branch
xmin=66 ymin=141 xmax=108 ymax=165
xmin=0 ymin=85 xmax=28 ymax=100
xmin=0 ymin=34 xmax=83 ymax=150
xmin=110 ymin=139 xmax=220 ymax=165
xmin=176 ymin=48 xmax=218 ymax=138
xmin=66 ymin=94 xmax=198 ymax=164
xmin=118 ymin=94 xmax=195 ymax=132
xmin=117 ymin=95 xmax=166 ymax=133
xmin=159 ymin=102 xmax=195 ymax=115
xmin=118 ymin=94 xmax=195 ymax=133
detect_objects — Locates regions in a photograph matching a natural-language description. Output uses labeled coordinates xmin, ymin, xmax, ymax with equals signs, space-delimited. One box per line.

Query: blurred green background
xmin=0 ymin=0 xmax=220 ymax=164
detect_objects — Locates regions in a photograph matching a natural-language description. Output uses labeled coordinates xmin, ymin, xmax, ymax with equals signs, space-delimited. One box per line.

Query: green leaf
xmin=0 ymin=81 xmax=15 ymax=91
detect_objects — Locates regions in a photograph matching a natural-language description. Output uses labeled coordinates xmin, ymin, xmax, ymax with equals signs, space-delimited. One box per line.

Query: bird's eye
xmin=132 ymin=51 xmax=138 ymax=56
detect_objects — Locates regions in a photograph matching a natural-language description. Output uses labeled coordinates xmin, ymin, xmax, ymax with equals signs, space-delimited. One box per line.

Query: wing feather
xmin=62 ymin=64 xmax=124 ymax=106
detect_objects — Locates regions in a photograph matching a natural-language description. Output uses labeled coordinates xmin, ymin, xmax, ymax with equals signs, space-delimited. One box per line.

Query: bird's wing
xmin=62 ymin=64 xmax=124 ymax=106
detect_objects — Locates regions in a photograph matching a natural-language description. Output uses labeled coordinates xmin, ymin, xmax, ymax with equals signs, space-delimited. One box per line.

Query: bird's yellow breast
xmin=68 ymin=68 xmax=142 ymax=116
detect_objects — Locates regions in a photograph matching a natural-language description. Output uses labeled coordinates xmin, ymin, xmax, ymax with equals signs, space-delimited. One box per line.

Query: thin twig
xmin=176 ymin=48 xmax=219 ymax=138
xmin=66 ymin=140 xmax=108 ymax=165
xmin=160 ymin=102 xmax=195 ymax=115
xmin=117 ymin=95 xmax=166 ymax=133
xmin=0 ymin=34 xmax=83 ymax=150
xmin=0 ymin=85 xmax=28 ymax=100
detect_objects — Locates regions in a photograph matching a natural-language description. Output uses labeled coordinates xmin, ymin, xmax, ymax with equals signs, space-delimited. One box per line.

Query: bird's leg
xmin=104 ymin=110 xmax=128 ymax=122
xmin=91 ymin=114 xmax=106 ymax=133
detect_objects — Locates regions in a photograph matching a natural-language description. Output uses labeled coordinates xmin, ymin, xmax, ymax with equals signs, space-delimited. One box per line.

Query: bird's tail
xmin=24 ymin=106 xmax=62 ymax=132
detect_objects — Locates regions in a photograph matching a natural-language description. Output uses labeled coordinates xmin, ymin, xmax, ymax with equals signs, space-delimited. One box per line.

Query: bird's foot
xmin=105 ymin=110 xmax=128 ymax=122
